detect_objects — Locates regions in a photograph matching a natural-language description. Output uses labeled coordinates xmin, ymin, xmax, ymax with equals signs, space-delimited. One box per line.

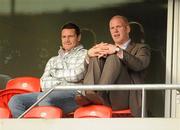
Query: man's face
xmin=109 ymin=17 xmax=130 ymax=45
xmin=61 ymin=29 xmax=81 ymax=51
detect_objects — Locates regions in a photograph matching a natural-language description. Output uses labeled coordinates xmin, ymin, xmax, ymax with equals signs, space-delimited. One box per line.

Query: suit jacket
xmin=108 ymin=41 xmax=151 ymax=117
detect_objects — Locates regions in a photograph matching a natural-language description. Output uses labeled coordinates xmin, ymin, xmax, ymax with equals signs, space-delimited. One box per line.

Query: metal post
xmin=18 ymin=86 xmax=56 ymax=119
xmin=141 ymin=88 xmax=145 ymax=118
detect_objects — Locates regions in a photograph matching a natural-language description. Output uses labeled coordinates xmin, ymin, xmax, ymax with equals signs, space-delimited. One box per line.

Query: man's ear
xmin=78 ymin=34 xmax=81 ymax=42
xmin=126 ymin=25 xmax=131 ymax=33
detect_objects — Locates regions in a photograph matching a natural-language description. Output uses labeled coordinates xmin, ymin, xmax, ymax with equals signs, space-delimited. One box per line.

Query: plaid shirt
xmin=40 ymin=44 xmax=87 ymax=91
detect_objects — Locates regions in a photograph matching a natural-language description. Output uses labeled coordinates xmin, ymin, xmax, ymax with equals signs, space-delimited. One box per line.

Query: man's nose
xmin=114 ymin=28 xmax=118 ymax=33
xmin=65 ymin=37 xmax=70 ymax=42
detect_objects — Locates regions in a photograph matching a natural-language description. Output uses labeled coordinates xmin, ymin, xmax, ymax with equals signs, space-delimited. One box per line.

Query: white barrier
xmin=1 ymin=84 xmax=180 ymax=130
xmin=1 ymin=118 xmax=180 ymax=130
xmin=18 ymin=84 xmax=180 ymax=118
xmin=54 ymin=84 xmax=180 ymax=90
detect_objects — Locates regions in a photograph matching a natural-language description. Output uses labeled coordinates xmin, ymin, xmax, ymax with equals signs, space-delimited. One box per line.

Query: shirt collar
xmin=119 ymin=39 xmax=131 ymax=50
xmin=58 ymin=44 xmax=83 ymax=55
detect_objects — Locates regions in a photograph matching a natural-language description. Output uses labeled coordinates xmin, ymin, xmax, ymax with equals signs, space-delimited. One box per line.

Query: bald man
xmin=84 ymin=15 xmax=151 ymax=117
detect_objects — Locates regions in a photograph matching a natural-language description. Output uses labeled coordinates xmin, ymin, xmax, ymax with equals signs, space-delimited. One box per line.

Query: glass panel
xmin=0 ymin=0 xmax=168 ymax=116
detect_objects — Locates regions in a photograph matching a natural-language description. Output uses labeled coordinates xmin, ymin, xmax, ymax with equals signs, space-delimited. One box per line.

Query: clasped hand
xmin=88 ymin=42 xmax=117 ymax=58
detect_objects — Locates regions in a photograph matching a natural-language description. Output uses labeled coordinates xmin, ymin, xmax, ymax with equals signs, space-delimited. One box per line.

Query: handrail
xmin=54 ymin=84 xmax=180 ymax=118
xmin=54 ymin=84 xmax=180 ymax=90
xmin=18 ymin=84 xmax=180 ymax=118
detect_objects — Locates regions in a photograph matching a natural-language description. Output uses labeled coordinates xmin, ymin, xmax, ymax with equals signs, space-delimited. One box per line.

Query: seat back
xmin=6 ymin=77 xmax=41 ymax=92
xmin=0 ymin=107 xmax=11 ymax=118
xmin=24 ymin=106 xmax=63 ymax=118
xmin=112 ymin=109 xmax=132 ymax=117
xmin=0 ymin=89 xmax=30 ymax=108
xmin=74 ymin=105 xmax=112 ymax=118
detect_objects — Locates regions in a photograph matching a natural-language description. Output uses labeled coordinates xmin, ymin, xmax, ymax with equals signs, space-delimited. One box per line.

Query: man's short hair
xmin=61 ymin=22 xmax=80 ymax=36
xmin=110 ymin=15 xmax=129 ymax=26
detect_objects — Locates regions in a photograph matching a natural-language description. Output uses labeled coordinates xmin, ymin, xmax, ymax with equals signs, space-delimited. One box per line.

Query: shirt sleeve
xmin=40 ymin=57 xmax=62 ymax=90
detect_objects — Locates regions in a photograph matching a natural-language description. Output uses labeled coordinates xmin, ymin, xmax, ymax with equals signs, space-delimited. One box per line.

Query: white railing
xmin=18 ymin=84 xmax=180 ymax=118
xmin=2 ymin=84 xmax=180 ymax=130
xmin=54 ymin=84 xmax=180 ymax=90
xmin=55 ymin=84 xmax=180 ymax=118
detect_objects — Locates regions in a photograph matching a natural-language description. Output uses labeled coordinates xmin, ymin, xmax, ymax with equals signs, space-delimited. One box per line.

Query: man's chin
xmin=63 ymin=47 xmax=73 ymax=52
xmin=113 ymin=39 xmax=121 ymax=43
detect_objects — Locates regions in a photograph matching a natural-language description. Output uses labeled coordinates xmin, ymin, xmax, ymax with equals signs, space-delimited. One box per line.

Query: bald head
xmin=109 ymin=15 xmax=130 ymax=45
xmin=110 ymin=15 xmax=129 ymax=26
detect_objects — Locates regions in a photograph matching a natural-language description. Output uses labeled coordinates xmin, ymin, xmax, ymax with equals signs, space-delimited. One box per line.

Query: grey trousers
xmin=83 ymin=55 xmax=132 ymax=110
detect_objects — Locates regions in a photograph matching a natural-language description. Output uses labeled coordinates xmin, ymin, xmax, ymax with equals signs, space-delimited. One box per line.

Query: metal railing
xmin=18 ymin=84 xmax=180 ymax=118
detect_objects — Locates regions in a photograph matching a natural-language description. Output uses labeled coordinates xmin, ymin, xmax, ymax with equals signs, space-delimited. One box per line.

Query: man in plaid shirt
xmin=8 ymin=22 xmax=87 ymax=117
xmin=40 ymin=43 xmax=87 ymax=91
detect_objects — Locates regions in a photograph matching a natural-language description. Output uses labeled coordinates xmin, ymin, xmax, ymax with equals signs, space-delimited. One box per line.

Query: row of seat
xmin=0 ymin=77 xmax=132 ymax=118
xmin=0 ymin=77 xmax=41 ymax=109
xmin=0 ymin=105 xmax=132 ymax=118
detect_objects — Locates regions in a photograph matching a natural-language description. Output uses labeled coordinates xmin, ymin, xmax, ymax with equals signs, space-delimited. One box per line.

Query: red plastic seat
xmin=74 ymin=105 xmax=112 ymax=118
xmin=112 ymin=109 xmax=132 ymax=117
xmin=24 ymin=106 xmax=63 ymax=118
xmin=0 ymin=89 xmax=30 ymax=108
xmin=6 ymin=77 xmax=41 ymax=92
xmin=0 ymin=77 xmax=41 ymax=116
xmin=0 ymin=107 xmax=11 ymax=118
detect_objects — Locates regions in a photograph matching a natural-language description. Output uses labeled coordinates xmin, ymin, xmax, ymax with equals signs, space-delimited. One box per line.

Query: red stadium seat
xmin=74 ymin=105 xmax=112 ymax=118
xmin=6 ymin=77 xmax=41 ymax=92
xmin=0 ymin=107 xmax=11 ymax=118
xmin=0 ymin=77 xmax=41 ymax=108
xmin=24 ymin=106 xmax=63 ymax=118
xmin=112 ymin=109 xmax=132 ymax=117
xmin=0 ymin=89 xmax=30 ymax=108
xmin=74 ymin=105 xmax=132 ymax=118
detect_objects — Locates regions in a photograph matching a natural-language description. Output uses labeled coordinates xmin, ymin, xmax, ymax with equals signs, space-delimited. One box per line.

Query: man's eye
xmin=117 ymin=26 xmax=123 ymax=28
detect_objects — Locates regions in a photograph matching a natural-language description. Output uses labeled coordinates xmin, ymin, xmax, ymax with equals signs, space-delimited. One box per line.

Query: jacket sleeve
xmin=122 ymin=44 xmax=151 ymax=71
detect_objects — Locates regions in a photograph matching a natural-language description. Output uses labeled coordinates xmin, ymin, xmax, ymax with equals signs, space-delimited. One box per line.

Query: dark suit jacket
xmin=108 ymin=41 xmax=151 ymax=117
